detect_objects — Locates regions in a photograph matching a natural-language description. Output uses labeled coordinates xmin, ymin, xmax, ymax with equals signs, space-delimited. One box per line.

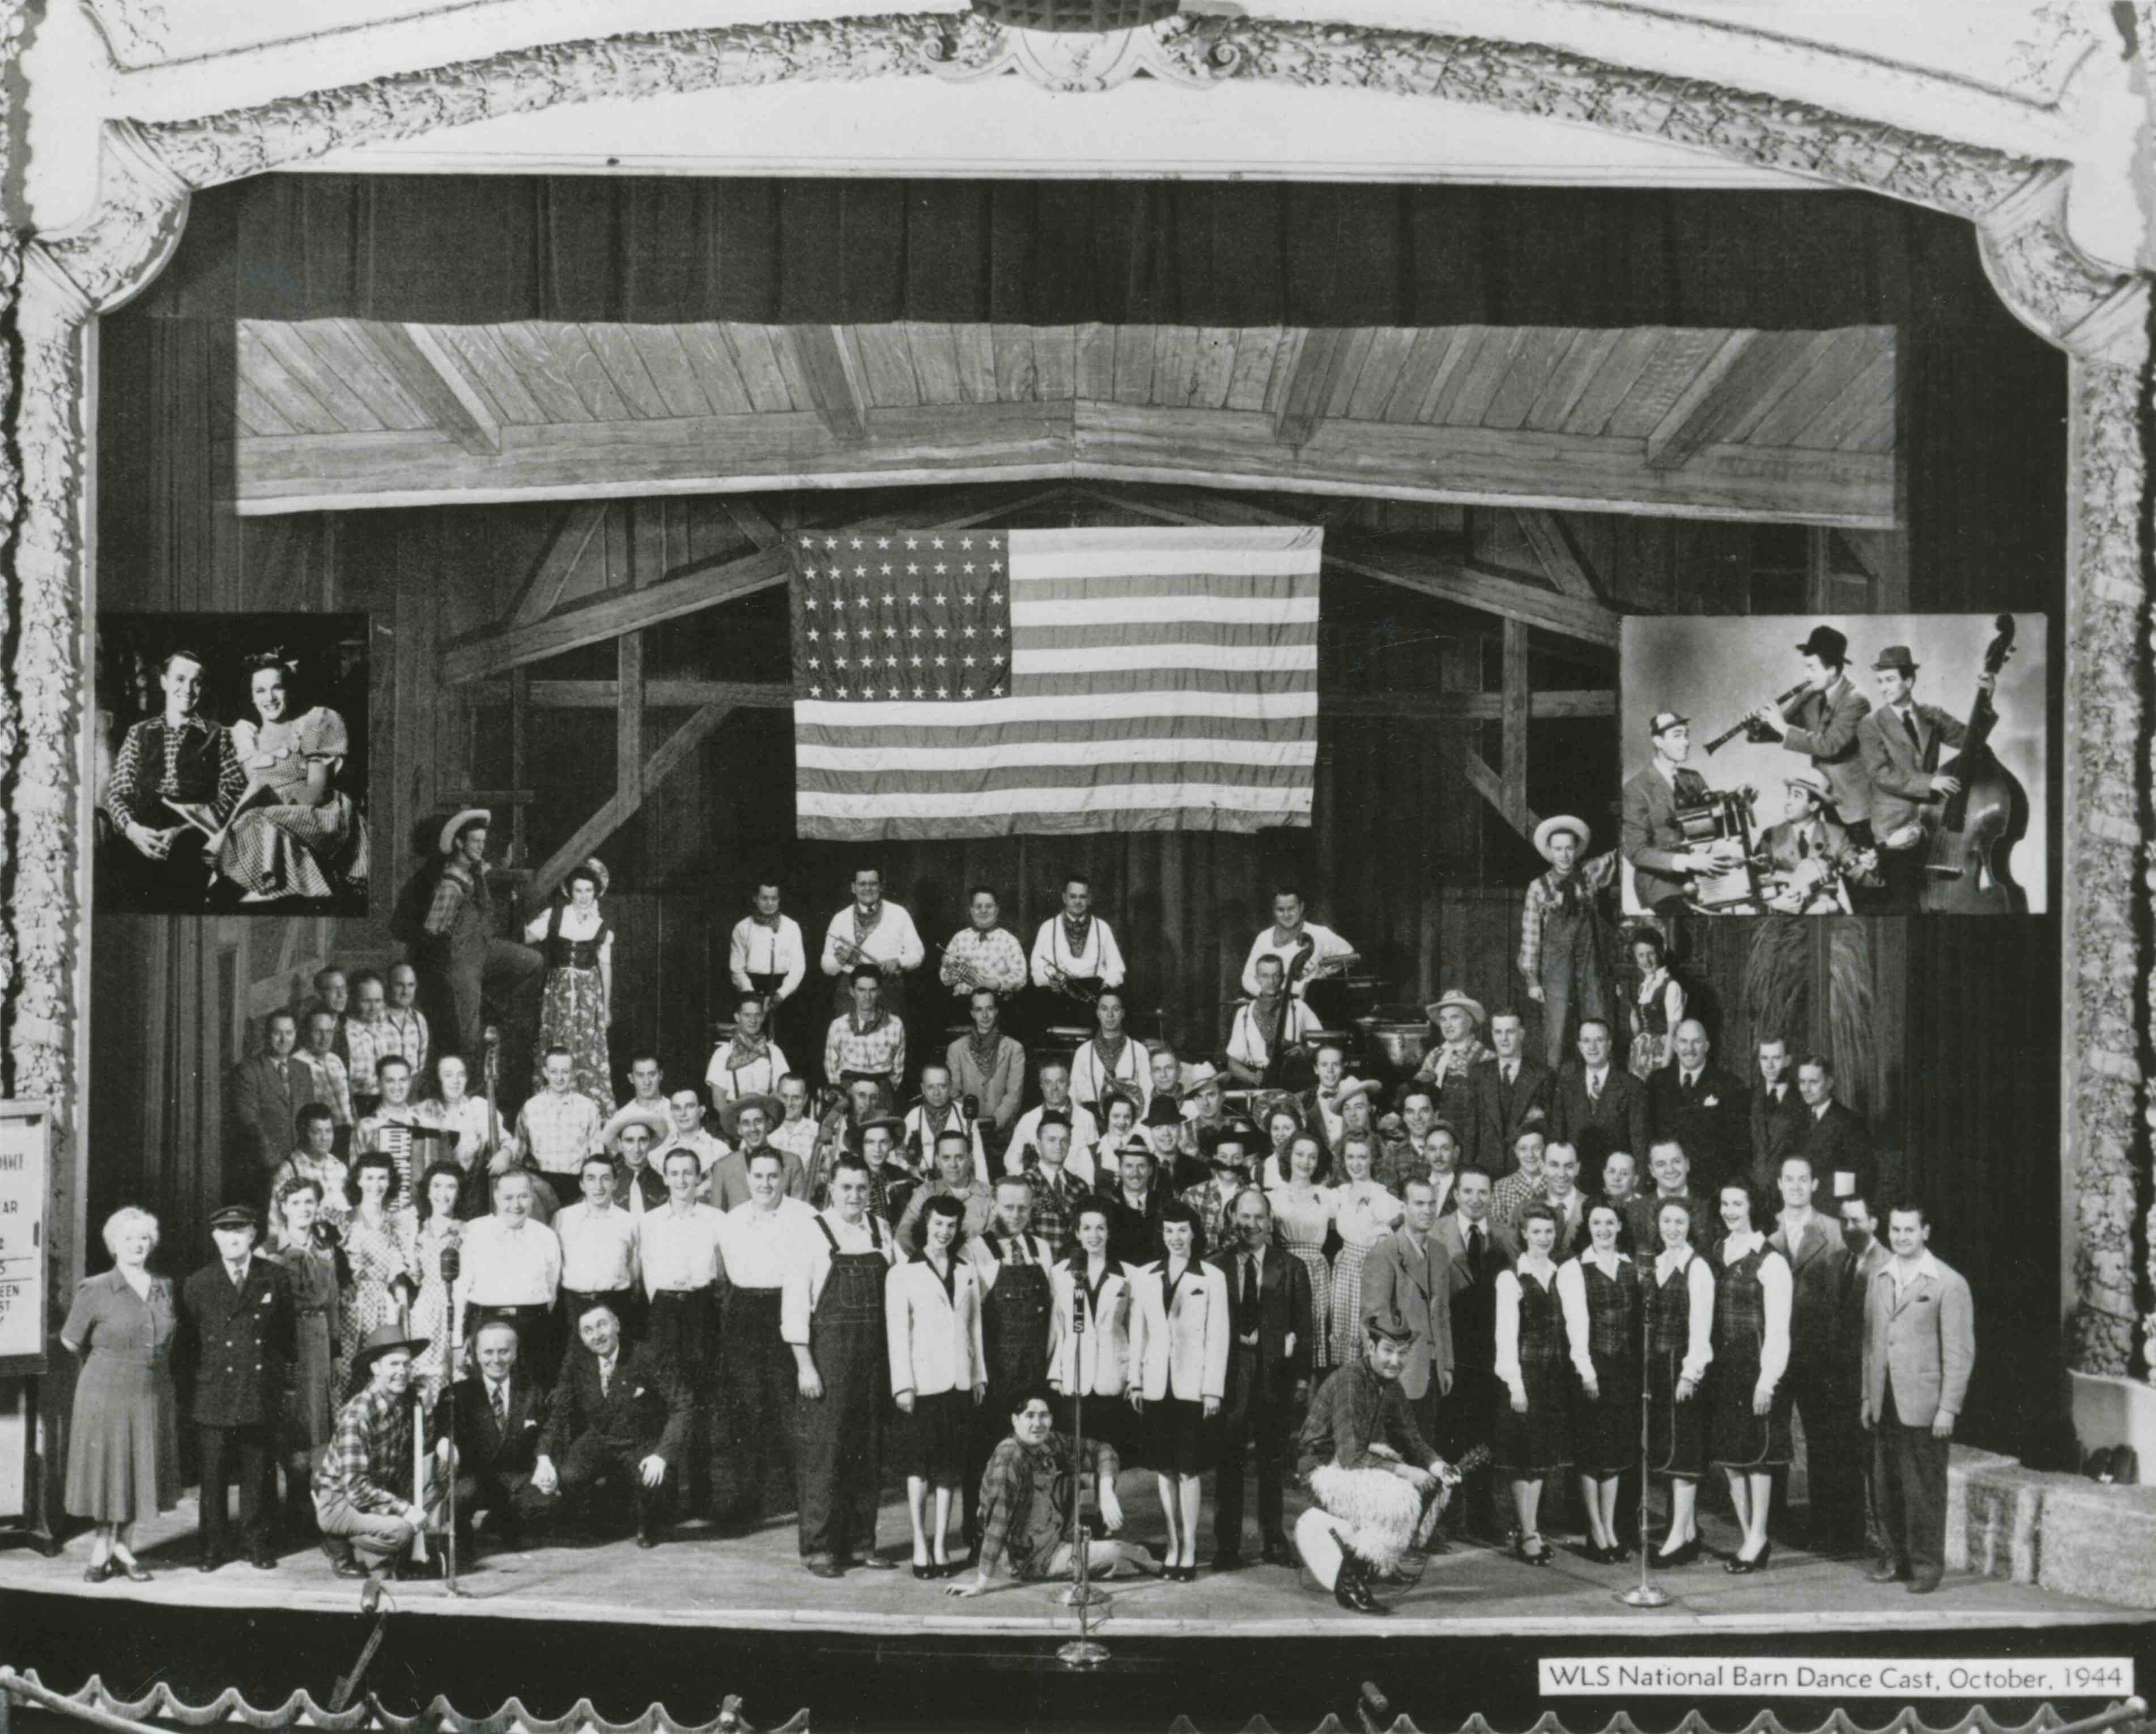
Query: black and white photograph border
xmin=1617 ymin=615 xmax=2048 ymax=918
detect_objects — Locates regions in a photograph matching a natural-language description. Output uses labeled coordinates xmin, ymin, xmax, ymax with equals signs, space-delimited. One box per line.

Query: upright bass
xmin=1919 ymin=615 xmax=2029 ymax=915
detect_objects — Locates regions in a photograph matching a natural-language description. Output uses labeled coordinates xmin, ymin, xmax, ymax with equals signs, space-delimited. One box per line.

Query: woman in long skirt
xmin=1644 ymin=1195 xmax=1715 ymax=1564
xmin=1127 ymin=1200 xmax=1228 ymax=1582
xmin=339 ymin=1151 xmax=416 ymax=1396
xmin=1494 ymin=1202 xmax=1571 ymax=1565
xmin=269 ymin=1177 xmax=346 ymax=1537
xmin=526 ymin=858 xmax=616 ymax=1114
xmin=1559 ymin=1200 xmax=1640 ymax=1562
xmin=1328 ymin=1136 xmax=1402 ymax=1366
xmin=218 ymin=655 xmax=369 ymax=903
xmin=62 ymin=1208 xmax=181 ymax=1581
xmin=1710 ymin=1178 xmax=1793 ymax=1574
xmin=887 ymin=1194 xmax=986 ymax=1577
xmin=1625 ymin=928 xmax=1686 ymax=1081
xmin=1267 ymin=1132 xmax=1336 ymax=1372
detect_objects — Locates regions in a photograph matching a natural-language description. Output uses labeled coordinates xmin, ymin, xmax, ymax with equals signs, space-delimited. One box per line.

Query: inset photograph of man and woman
xmin=96 ymin=614 xmax=371 ymax=914
xmin=1618 ymin=614 xmax=2047 ymax=918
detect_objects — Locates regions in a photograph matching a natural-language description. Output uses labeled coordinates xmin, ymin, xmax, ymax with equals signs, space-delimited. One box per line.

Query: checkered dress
xmin=1573 ymin=1255 xmax=1642 ymax=1476
xmin=1710 ymin=1242 xmax=1792 ymax=1469
xmin=1493 ymin=1266 xmax=1571 ymax=1476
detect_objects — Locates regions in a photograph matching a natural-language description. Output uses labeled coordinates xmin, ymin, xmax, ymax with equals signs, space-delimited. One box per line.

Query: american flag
xmin=789 ymin=524 xmax=1323 ymax=840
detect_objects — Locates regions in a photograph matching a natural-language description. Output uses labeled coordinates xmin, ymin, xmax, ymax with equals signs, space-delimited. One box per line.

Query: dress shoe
xmin=331 ymin=1557 xmax=368 ymax=1579
xmin=1170 ymin=1563 xmax=1198 ymax=1583
xmin=1724 ymin=1541 xmax=1772 ymax=1576
xmin=857 ymin=1550 xmax=898 ymax=1570
xmin=82 ymin=1558 xmax=116 ymax=1583
xmin=1907 ymin=1573 xmax=1942 ymax=1595
xmin=805 ymin=1558 xmax=845 ymax=1579
xmin=1261 ymin=1537 xmax=1295 ymax=1567
xmin=120 ymin=1560 xmax=154 ymax=1582
xmin=248 ymin=1546 xmax=278 ymax=1571
xmin=912 ymin=1562 xmax=938 ymax=1580
xmin=1866 ymin=1558 xmax=1910 ymax=1584
xmin=635 ymin=1531 xmax=660 ymax=1550
xmin=1513 ymin=1533 xmax=1551 ymax=1567
xmin=197 ymin=1550 xmax=224 ymax=1574
xmin=1655 ymin=1536 xmax=1702 ymax=1567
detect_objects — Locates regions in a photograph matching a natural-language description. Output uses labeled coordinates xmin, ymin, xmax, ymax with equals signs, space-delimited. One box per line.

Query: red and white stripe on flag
xmin=790 ymin=524 xmax=1322 ymax=840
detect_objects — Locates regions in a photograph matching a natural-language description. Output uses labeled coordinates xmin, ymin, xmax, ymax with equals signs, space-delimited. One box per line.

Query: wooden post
xmin=1502 ymin=619 xmax=1531 ymax=834
xmin=509 ymin=668 xmax=529 ymax=868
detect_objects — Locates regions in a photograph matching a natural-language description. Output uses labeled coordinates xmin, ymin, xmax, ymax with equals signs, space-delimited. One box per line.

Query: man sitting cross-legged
xmin=943 ymin=1385 xmax=1161 ymax=1596
xmin=1292 ymin=1311 xmax=1463 ymax=1616
xmin=531 ymin=1297 xmax=690 ymax=1548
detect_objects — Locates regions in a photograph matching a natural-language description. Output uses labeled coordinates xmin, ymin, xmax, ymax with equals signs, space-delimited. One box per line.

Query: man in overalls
xmin=960 ymin=1175 xmax=1056 ymax=1559
xmin=1519 ymin=815 xmax=1619 ymax=1074
xmin=784 ymin=1151 xmax=901 ymax=1577
xmin=418 ymin=810 xmax=542 ymax=1062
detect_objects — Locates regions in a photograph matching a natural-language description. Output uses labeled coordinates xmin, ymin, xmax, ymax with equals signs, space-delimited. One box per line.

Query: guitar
xmin=1918 ymin=615 xmax=2028 ymax=915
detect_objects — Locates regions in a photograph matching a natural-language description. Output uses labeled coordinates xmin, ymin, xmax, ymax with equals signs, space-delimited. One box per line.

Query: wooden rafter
xmin=1325 ymin=689 xmax=1614 ymax=720
xmin=358 ymin=321 xmax=502 ymax=456
xmin=796 ymin=325 xmax=869 ymax=445
xmin=510 ymin=502 xmax=610 ymax=627
xmin=471 ymin=679 xmax=792 ymax=709
xmin=1511 ymin=509 xmax=1600 ymax=600
xmin=529 ymin=701 xmax=738 ymax=904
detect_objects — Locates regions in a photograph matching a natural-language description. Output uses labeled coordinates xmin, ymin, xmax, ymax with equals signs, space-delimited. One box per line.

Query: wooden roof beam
xmin=359 ymin=320 xmax=502 ymax=457
xmin=797 ymin=325 xmax=869 ymax=445
xmin=1511 ymin=509 xmax=1601 ymax=600
xmin=529 ymin=700 xmax=738 ymax=904
xmin=508 ymin=502 xmax=610 ymax=628
xmin=1272 ymin=329 xmax=1354 ymax=449
xmin=469 ymin=679 xmax=793 ymax=709
xmin=1645 ymin=330 xmax=1844 ymax=470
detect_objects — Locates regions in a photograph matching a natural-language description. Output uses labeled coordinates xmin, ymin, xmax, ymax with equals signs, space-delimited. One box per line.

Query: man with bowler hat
xmin=1747 ymin=625 xmax=1876 ymax=855
xmin=181 ymin=1204 xmax=296 ymax=1571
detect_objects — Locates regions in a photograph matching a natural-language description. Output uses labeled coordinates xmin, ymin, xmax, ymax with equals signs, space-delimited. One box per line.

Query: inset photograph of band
xmin=1618 ymin=614 xmax=2047 ymax=917
xmin=96 ymin=613 xmax=372 ymax=915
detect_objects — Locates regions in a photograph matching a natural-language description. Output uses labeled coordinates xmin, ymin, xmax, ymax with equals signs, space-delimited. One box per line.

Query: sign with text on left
xmin=0 ymin=1101 xmax=50 ymax=1374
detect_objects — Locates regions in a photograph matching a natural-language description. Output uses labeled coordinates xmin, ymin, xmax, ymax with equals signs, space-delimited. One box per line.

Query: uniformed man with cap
xmin=180 ymin=1204 xmax=297 ymax=1572
xmin=1620 ymin=712 xmax=1742 ymax=917
xmin=418 ymin=808 xmax=542 ymax=1063
xmin=1856 ymin=642 xmax=1985 ymax=912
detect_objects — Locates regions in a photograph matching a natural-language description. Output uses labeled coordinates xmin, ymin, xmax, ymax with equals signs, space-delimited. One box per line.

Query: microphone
xmin=439 ymin=1242 xmax=462 ymax=1286
xmin=962 ymin=1093 xmax=981 ymax=1119
xmin=483 ymin=1025 xmax=501 ymax=1052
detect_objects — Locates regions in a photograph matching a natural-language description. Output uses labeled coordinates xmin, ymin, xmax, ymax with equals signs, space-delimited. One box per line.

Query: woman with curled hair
xmin=62 ymin=1207 xmax=181 ymax=1580
xmin=269 ymin=1177 xmax=346 ymax=1537
xmin=1126 ymin=1197 xmax=1228 ymax=1582
xmin=219 ymin=651 xmax=368 ymax=904
xmin=409 ymin=1160 xmax=467 ymax=1398
xmin=1644 ymin=1194 xmax=1715 ymax=1565
xmin=338 ymin=1150 xmax=416 ymax=1395
xmin=1494 ymin=1200 xmax=1572 ymax=1565
xmin=1710 ymin=1175 xmax=1792 ymax=1574
xmin=525 ymin=858 xmax=616 ymax=1115
xmin=886 ymin=1192 xmax=985 ymax=1577
xmin=1266 ymin=1131 xmax=1337 ymax=1371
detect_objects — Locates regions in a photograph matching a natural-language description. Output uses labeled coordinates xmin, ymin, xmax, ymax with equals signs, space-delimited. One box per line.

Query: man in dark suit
xmin=1749 ymin=1036 xmax=1809 ymax=1194
xmin=180 ymin=1204 xmax=296 ymax=1572
xmin=1796 ymin=1054 xmax=1875 ymax=1204
xmin=1209 ymin=1187 xmax=1312 ymax=1569
xmin=1833 ymin=1191 xmax=1894 ymax=1559
xmin=1552 ymin=1019 xmax=1651 ymax=1170
xmin=1856 ymin=644 xmax=1983 ymax=911
xmin=1433 ymin=1169 xmax=1503 ymax=1537
xmin=1646 ymin=1020 xmax=1749 ymax=1189
xmin=231 ymin=1010 xmax=327 ymax=1184
xmin=1461 ymin=1011 xmax=1553 ymax=1178
xmin=1768 ymin=1153 xmax=1859 ymax=1553
xmin=1750 ymin=624 xmax=1874 ymax=839
xmin=533 ymin=1297 xmax=691 ymax=1548
xmin=1621 ymin=712 xmax=1740 ymax=917
xmin=433 ymin=1318 xmax=552 ymax=1552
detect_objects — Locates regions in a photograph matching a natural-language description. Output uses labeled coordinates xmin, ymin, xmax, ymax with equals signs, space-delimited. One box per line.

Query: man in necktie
xmin=1647 ymin=1019 xmax=1749 ymax=1190
xmin=433 ymin=1319 xmax=553 ymax=1553
xmin=533 ymin=1300 xmax=690 ymax=1548
xmin=1749 ymin=1036 xmax=1810 ymax=1193
xmin=1759 ymin=770 xmax=1879 ymax=914
xmin=1209 ymin=1190 xmax=1312 ymax=1569
xmin=1621 ymin=712 xmax=1742 ymax=919
xmin=180 ymin=1205 xmax=296 ymax=1573
xmin=1856 ymin=644 xmax=1988 ymax=911
xmin=232 ymin=1011 xmax=327 ymax=1182
xmin=1464 ymin=1011 xmax=1553 ymax=1177
xmin=1555 ymin=1019 xmax=1650 ymax=1171
xmin=1747 ymin=625 xmax=1876 ymax=861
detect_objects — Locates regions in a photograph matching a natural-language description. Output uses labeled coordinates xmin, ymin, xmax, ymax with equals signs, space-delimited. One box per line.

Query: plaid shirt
xmin=940 ymin=927 xmax=1028 ymax=996
xmin=343 ymin=1018 xmax=402 ymax=1097
xmin=1019 ymin=1162 xmax=1092 ymax=1259
xmin=298 ymin=1050 xmax=354 ymax=1127
xmin=1517 ymin=851 xmax=1620 ymax=981
xmin=378 ymin=1008 xmax=430 ymax=1080
xmin=824 ymin=1011 xmax=906 ymax=1085
xmin=313 ymin=1383 xmax=414 ymax=1514
xmin=1182 ymin=1177 xmax=1246 ymax=1256
xmin=515 ymin=1088 xmax=606 ymax=1174
xmin=1491 ymin=1168 xmax=1546 ymax=1237
xmin=104 ymin=714 xmax=246 ymax=828
xmin=423 ymin=860 xmax=480 ymax=936
xmin=976 ymin=1430 xmax=1117 ymax=1579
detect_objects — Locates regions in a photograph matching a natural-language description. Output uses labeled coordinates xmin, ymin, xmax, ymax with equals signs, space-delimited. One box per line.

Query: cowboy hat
xmin=437 ymin=808 xmax=491 ymax=858
xmin=1532 ymin=815 xmax=1591 ymax=864
xmin=602 ymin=1103 xmax=669 ymax=1148
xmin=718 ymin=1092 xmax=784 ymax=1141
xmin=1177 ymin=1060 xmax=1223 ymax=1100
xmin=353 ymin=1322 xmax=429 ymax=1370
xmin=1784 ymin=766 xmax=1833 ymax=806
xmin=859 ymin=1114 xmax=909 ymax=1146
xmin=1332 ymin=1076 xmax=1384 ymax=1112
xmin=1424 ymin=989 xmax=1486 ymax=1028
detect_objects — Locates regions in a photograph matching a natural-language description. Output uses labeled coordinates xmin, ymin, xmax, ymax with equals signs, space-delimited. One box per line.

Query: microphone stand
xmin=1618 ymin=1298 xmax=1670 ymax=1609
xmin=440 ymin=1239 xmax=465 ymax=1597
xmin=1057 ymin=1296 xmax=1111 ymax=1669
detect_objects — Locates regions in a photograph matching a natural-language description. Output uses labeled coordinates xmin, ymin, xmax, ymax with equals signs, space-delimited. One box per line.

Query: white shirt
xmin=1068 ymin=1036 xmax=1151 ymax=1115
xmin=1652 ymin=1246 xmax=1717 ymax=1383
xmin=1030 ymin=915 xmax=1127 ymax=990
xmin=730 ymin=913 xmax=807 ymax=999
xmin=454 ymin=1216 xmax=562 ymax=1309
xmin=1887 ymin=1249 xmax=1942 ymax=1298
xmin=554 ymin=1199 xmax=639 ymax=1294
xmin=1494 ymin=1255 xmax=1559 ymax=1388
xmin=1227 ymin=998 xmax=1322 ymax=1070
xmin=781 ymin=1211 xmax=897 ymax=1345
xmin=719 ymin=1196 xmax=819 ymax=1290
xmin=637 ymin=1203 xmax=729 ymax=1297
xmin=904 ymin=1103 xmax=990 ymax=1188
xmin=769 ymin=1117 xmax=818 ymax=1166
xmin=819 ymin=901 xmax=925 ymax=975
xmin=1006 ymin=1102 xmax=1100 ymax=1175
xmin=654 ymin=1129 xmax=730 ymax=1179
xmin=705 ymin=1038 xmax=790 ymax=1104
xmin=1717 ymin=1229 xmax=1793 ymax=1391
xmin=1240 ymin=922 xmax=1354 ymax=997
xmin=1555 ymin=1250 xmax=1630 ymax=1383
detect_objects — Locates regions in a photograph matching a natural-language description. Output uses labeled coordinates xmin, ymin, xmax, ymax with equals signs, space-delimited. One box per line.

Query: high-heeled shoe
xmin=1724 ymin=1541 xmax=1772 ymax=1576
xmin=1655 ymin=1535 xmax=1702 ymax=1567
xmin=912 ymin=1561 xmax=937 ymax=1580
xmin=1514 ymin=1532 xmax=1551 ymax=1567
xmin=82 ymin=1557 xmax=115 ymax=1583
xmin=114 ymin=1557 xmax=152 ymax=1582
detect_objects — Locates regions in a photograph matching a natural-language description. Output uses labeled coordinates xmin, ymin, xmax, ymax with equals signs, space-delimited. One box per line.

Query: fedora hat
xmin=437 ymin=808 xmax=491 ymax=858
xmin=1648 ymin=709 xmax=1690 ymax=738
xmin=1532 ymin=814 xmax=1591 ymax=864
xmin=1796 ymin=624 xmax=1849 ymax=664
xmin=1784 ymin=766 xmax=1833 ymax=806
xmin=1332 ymin=1076 xmax=1384 ymax=1112
xmin=353 ymin=1322 xmax=429 ymax=1370
xmin=1177 ymin=1060 xmax=1223 ymax=1100
xmin=718 ymin=1092 xmax=783 ymax=1141
xmin=1870 ymin=644 xmax=1919 ymax=676
xmin=1424 ymin=989 xmax=1486 ymax=1028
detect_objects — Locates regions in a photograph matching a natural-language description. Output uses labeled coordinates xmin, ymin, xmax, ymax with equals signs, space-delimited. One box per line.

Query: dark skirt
xmin=1645 ymin=1349 xmax=1704 ymax=1480
xmin=891 ymin=1388 xmax=973 ymax=1482
xmin=1138 ymin=1394 xmax=1212 ymax=1477
xmin=1491 ymin=1364 xmax=1572 ymax=1477
xmin=1571 ymin=1363 xmax=1642 ymax=1479
xmin=1709 ymin=1360 xmax=1793 ymax=1469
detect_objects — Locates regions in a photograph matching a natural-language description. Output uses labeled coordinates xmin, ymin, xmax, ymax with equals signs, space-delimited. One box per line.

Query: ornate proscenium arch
xmin=12 ymin=12 xmax=2153 ymax=1378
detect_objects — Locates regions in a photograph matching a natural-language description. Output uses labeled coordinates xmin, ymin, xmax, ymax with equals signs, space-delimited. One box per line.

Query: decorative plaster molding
xmin=924 ymin=16 xmax=1231 ymax=91
xmin=1978 ymin=168 xmax=2151 ymax=367
xmin=33 ymin=120 xmax=191 ymax=312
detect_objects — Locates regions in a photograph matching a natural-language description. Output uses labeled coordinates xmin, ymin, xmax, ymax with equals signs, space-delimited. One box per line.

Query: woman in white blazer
xmin=1125 ymin=1198 xmax=1228 ymax=1581
xmin=1048 ymin=1200 xmax=1134 ymax=1453
xmin=886 ymin=1194 xmax=987 ymax=1577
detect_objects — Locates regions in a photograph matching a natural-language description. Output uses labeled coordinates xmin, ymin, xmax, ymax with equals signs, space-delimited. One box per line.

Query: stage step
xmin=1950 ymin=1446 xmax=2156 ymax=1608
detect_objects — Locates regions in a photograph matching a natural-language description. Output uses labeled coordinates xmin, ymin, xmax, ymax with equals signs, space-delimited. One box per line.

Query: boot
xmin=1333 ymin=1543 xmax=1386 ymax=1615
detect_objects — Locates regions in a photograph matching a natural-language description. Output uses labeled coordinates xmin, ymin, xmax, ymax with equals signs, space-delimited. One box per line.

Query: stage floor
xmin=6 ymin=1480 xmax=2148 ymax=1641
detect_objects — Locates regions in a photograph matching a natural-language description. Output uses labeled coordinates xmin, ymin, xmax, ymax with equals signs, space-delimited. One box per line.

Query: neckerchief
xmin=967 ymin=1026 xmax=1004 ymax=1074
xmin=851 ymin=1006 xmax=890 ymax=1037
xmin=1060 ymin=911 xmax=1094 ymax=958
xmin=1090 ymin=1031 xmax=1130 ymax=1076
xmin=852 ymin=902 xmax=883 ymax=946
xmin=729 ymin=1030 xmax=772 ymax=1066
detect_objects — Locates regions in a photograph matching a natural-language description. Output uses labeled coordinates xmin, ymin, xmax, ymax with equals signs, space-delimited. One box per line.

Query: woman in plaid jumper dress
xmin=1710 ymin=1178 xmax=1792 ymax=1574
xmin=1559 ymin=1201 xmax=1640 ymax=1562
xmin=1494 ymin=1202 xmax=1571 ymax=1565
xmin=1644 ymin=1194 xmax=1715 ymax=1564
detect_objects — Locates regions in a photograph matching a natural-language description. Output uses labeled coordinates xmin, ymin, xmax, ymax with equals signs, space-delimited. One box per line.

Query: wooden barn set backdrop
xmin=90 ymin=175 xmax=2064 ymax=1459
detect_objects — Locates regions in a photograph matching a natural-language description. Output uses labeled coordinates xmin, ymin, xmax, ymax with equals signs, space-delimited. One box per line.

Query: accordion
xmin=1674 ymin=787 xmax=1763 ymax=912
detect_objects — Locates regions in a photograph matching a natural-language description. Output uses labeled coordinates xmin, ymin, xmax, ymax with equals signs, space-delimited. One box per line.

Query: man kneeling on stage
xmin=944 ymin=1386 xmax=1159 ymax=1596
xmin=432 ymin=1319 xmax=554 ymax=1553
xmin=1293 ymin=1311 xmax=1460 ymax=1615
xmin=313 ymin=1324 xmax=446 ymax=1607
xmin=530 ymin=1298 xmax=690 ymax=1548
